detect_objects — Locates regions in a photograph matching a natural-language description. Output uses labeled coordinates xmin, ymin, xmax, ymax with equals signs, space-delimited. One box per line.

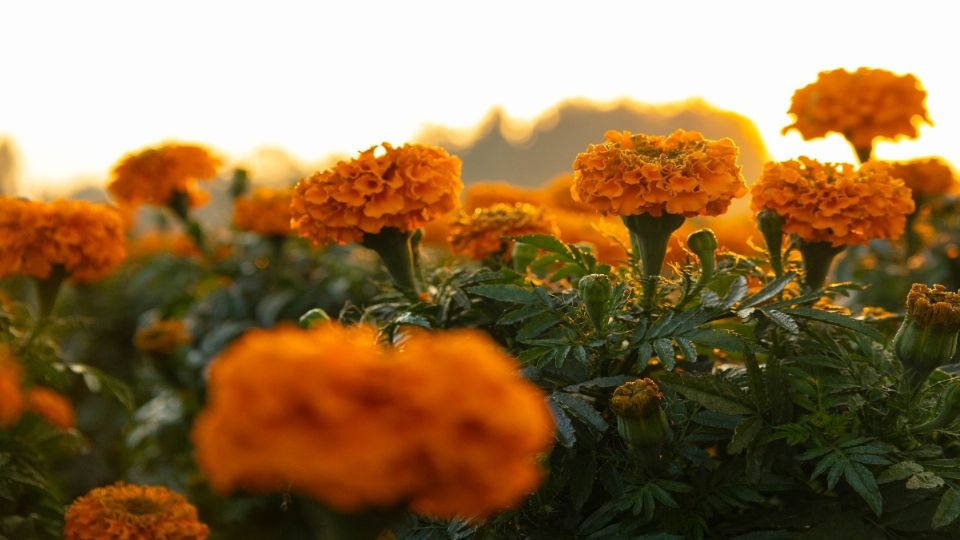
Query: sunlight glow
xmin=2 ymin=0 xmax=959 ymax=196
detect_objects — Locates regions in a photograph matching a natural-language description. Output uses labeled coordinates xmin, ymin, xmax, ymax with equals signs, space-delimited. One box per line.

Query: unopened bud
xmin=610 ymin=378 xmax=671 ymax=448
xmin=299 ymin=308 xmax=332 ymax=329
xmin=894 ymin=284 xmax=960 ymax=392
xmin=578 ymin=274 xmax=613 ymax=332
xmin=756 ymin=209 xmax=784 ymax=277
xmin=686 ymin=228 xmax=717 ymax=280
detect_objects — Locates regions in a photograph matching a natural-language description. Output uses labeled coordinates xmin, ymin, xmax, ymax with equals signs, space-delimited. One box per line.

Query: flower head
xmin=134 ymin=320 xmax=191 ymax=355
xmin=609 ymin=379 xmax=671 ymax=448
xmin=192 ymin=323 xmax=553 ymax=518
xmin=540 ymin=173 xmax=592 ymax=213
xmin=26 ymin=387 xmax=75 ymax=430
xmin=905 ymin=284 xmax=960 ymax=330
xmin=232 ymin=187 xmax=293 ymax=236
xmin=750 ymin=157 xmax=915 ymax=246
xmin=783 ymin=68 xmax=930 ymax=150
xmin=0 ymin=198 xmax=127 ymax=282
xmin=889 ymin=158 xmax=957 ymax=197
xmin=291 ymin=143 xmax=462 ymax=245
xmin=894 ymin=284 xmax=960 ymax=390
xmin=127 ymin=231 xmax=201 ymax=260
xmin=0 ymin=349 xmax=24 ymax=427
xmin=64 ymin=482 xmax=209 ymax=540
xmin=108 ymin=143 xmax=221 ymax=208
xmin=571 ymin=129 xmax=746 ymax=217
xmin=449 ymin=203 xmax=560 ymax=260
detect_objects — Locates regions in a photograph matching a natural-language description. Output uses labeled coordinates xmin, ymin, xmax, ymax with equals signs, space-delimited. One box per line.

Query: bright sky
xmin=2 ymin=1 xmax=959 ymax=197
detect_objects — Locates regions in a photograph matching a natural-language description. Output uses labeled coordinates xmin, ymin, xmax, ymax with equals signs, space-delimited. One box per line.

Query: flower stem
xmin=362 ymin=227 xmax=423 ymax=301
xmin=797 ymin=240 xmax=845 ymax=291
xmin=622 ymin=213 xmax=685 ymax=310
xmin=301 ymin=500 xmax=399 ymax=540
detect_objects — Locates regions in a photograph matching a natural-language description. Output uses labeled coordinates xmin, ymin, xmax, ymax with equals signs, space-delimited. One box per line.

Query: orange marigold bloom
xmin=571 ymin=129 xmax=746 ymax=217
xmin=291 ymin=143 xmax=463 ymax=245
xmin=464 ymin=181 xmax=541 ymax=211
xmin=134 ymin=320 xmax=192 ymax=355
xmin=64 ymin=482 xmax=209 ymax=540
xmin=127 ymin=231 xmax=201 ymax=260
xmin=552 ymin=210 xmax=629 ymax=264
xmin=0 ymin=198 xmax=127 ymax=282
xmin=449 ymin=203 xmax=560 ymax=260
xmin=783 ymin=68 xmax=931 ymax=150
xmin=539 ymin=173 xmax=592 ymax=213
xmin=888 ymin=157 xmax=957 ymax=197
xmin=751 ymin=157 xmax=915 ymax=246
xmin=26 ymin=387 xmax=75 ymax=430
xmin=0 ymin=349 xmax=24 ymax=427
xmin=233 ymin=187 xmax=293 ymax=236
xmin=108 ymin=143 xmax=221 ymax=209
xmin=192 ymin=323 xmax=553 ymax=518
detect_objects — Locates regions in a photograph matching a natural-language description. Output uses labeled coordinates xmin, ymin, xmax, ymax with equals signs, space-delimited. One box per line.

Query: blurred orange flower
xmin=783 ymin=68 xmax=930 ymax=151
xmin=0 ymin=198 xmax=127 ymax=282
xmin=450 ymin=203 xmax=560 ymax=260
xmin=464 ymin=181 xmax=541 ymax=211
xmin=134 ymin=319 xmax=192 ymax=355
xmin=572 ymin=129 xmax=746 ymax=217
xmin=751 ymin=157 xmax=915 ymax=246
xmin=291 ymin=143 xmax=462 ymax=245
xmin=26 ymin=387 xmax=75 ymax=430
xmin=539 ymin=173 xmax=592 ymax=213
xmin=888 ymin=157 xmax=957 ymax=197
xmin=192 ymin=323 xmax=554 ymax=518
xmin=127 ymin=231 xmax=201 ymax=260
xmin=552 ymin=210 xmax=629 ymax=264
xmin=64 ymin=482 xmax=209 ymax=540
xmin=233 ymin=187 xmax=293 ymax=236
xmin=108 ymin=143 xmax=221 ymax=209
xmin=0 ymin=349 xmax=24 ymax=427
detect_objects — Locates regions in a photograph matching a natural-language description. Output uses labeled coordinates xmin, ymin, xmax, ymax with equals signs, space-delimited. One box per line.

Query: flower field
xmin=3 ymin=67 xmax=960 ymax=540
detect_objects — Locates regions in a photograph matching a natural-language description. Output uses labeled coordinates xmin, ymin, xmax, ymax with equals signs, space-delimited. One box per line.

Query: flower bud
xmin=578 ymin=274 xmax=613 ymax=332
xmin=893 ymin=284 xmax=960 ymax=391
xmin=686 ymin=228 xmax=717 ymax=279
xmin=610 ymin=378 xmax=671 ymax=448
xmin=756 ymin=209 xmax=784 ymax=277
xmin=299 ymin=308 xmax=332 ymax=329
xmin=230 ymin=168 xmax=250 ymax=198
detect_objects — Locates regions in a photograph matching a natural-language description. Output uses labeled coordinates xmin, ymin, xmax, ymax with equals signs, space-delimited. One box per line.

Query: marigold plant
xmin=134 ymin=319 xmax=192 ymax=355
xmin=750 ymin=157 xmax=915 ymax=246
xmin=0 ymin=198 xmax=127 ymax=282
xmin=26 ymin=387 xmax=75 ymax=430
xmin=64 ymin=482 xmax=209 ymax=540
xmin=449 ymin=203 xmax=560 ymax=260
xmin=0 ymin=349 xmax=24 ymax=427
xmin=192 ymin=323 xmax=554 ymax=518
xmin=291 ymin=143 xmax=462 ymax=245
xmin=783 ymin=68 xmax=930 ymax=158
xmin=571 ymin=129 xmax=746 ymax=217
xmin=889 ymin=157 xmax=957 ymax=197
xmin=108 ymin=143 xmax=221 ymax=208
xmin=127 ymin=231 xmax=201 ymax=260
xmin=232 ymin=187 xmax=293 ymax=236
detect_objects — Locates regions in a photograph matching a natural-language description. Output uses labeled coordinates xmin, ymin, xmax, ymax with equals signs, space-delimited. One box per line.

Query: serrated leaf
xmin=548 ymin=399 xmax=576 ymax=448
xmin=933 ymin=487 xmax=960 ymax=529
xmin=517 ymin=312 xmax=562 ymax=340
xmin=785 ymin=307 xmax=883 ymax=341
xmin=498 ymin=303 xmax=548 ymax=325
xmin=691 ymin=410 xmax=742 ymax=429
xmin=569 ymin=444 xmax=598 ymax=512
xmin=826 ymin=460 xmax=845 ymax=490
xmin=906 ymin=471 xmax=945 ymax=490
xmin=466 ymin=284 xmax=537 ymax=304
xmin=660 ymin=377 xmax=754 ymax=415
xmin=761 ymin=308 xmax=799 ymax=334
xmin=675 ymin=337 xmax=698 ymax=362
xmin=701 ymin=289 xmax=722 ymax=308
xmin=647 ymin=483 xmax=679 ymax=508
xmin=564 ymin=376 xmax=633 ymax=392
xmin=844 ymin=461 xmax=883 ymax=516
xmin=739 ymin=272 xmax=797 ymax=308
xmin=686 ymin=328 xmax=757 ymax=352
xmin=722 ymin=276 xmax=749 ymax=308
xmin=811 ymin=452 xmax=842 ymax=481
xmin=393 ymin=312 xmax=431 ymax=329
xmin=636 ymin=342 xmax=653 ymax=369
xmin=729 ymin=416 xmax=763 ymax=454
xmin=653 ymin=338 xmax=676 ymax=370
xmin=553 ymin=392 xmax=608 ymax=432
xmin=878 ymin=461 xmax=924 ymax=484
xmin=515 ymin=234 xmax=575 ymax=260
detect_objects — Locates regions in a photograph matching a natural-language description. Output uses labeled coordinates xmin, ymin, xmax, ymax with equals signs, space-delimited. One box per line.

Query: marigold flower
xmin=539 ymin=173 xmax=592 ymax=213
xmin=233 ymin=187 xmax=293 ymax=236
xmin=291 ymin=143 xmax=463 ymax=245
xmin=192 ymin=323 xmax=554 ymax=518
xmin=894 ymin=284 xmax=960 ymax=392
xmin=449 ymin=203 xmax=560 ymax=260
xmin=0 ymin=349 xmax=24 ymax=427
xmin=750 ymin=157 xmax=915 ymax=247
xmin=108 ymin=143 xmax=221 ymax=209
xmin=134 ymin=320 xmax=192 ymax=355
xmin=783 ymin=68 xmax=931 ymax=152
xmin=464 ymin=181 xmax=540 ymax=211
xmin=0 ymin=198 xmax=127 ymax=282
xmin=26 ymin=387 xmax=75 ymax=430
xmin=127 ymin=231 xmax=201 ymax=260
xmin=64 ymin=482 xmax=209 ymax=540
xmin=571 ymin=129 xmax=746 ymax=217
xmin=888 ymin=158 xmax=957 ymax=197
xmin=610 ymin=379 xmax=671 ymax=448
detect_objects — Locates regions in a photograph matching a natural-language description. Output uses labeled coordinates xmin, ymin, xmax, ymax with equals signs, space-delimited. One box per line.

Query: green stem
xmin=268 ymin=234 xmax=287 ymax=284
xmin=904 ymin=205 xmax=922 ymax=258
xmin=300 ymin=499 xmax=400 ymax=540
xmin=845 ymin=134 xmax=873 ymax=164
xmin=362 ymin=227 xmax=423 ymax=301
xmin=797 ymin=240 xmax=845 ymax=291
xmin=168 ymin=190 xmax=210 ymax=260
xmin=622 ymin=213 xmax=685 ymax=310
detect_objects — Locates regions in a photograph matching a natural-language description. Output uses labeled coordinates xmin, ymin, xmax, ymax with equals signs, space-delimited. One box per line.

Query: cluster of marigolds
xmin=0 ymin=66 xmax=958 ymax=539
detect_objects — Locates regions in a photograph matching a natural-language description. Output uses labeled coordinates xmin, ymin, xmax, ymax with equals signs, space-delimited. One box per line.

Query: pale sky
xmin=2 ymin=1 xmax=959 ymax=197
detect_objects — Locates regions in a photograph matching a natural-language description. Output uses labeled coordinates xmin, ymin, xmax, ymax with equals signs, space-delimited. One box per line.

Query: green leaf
xmin=722 ymin=276 xmax=749 ymax=308
xmin=548 ymin=399 xmax=576 ymax=448
xmin=553 ymin=393 xmax=608 ymax=432
xmin=67 ymin=364 xmax=135 ymax=411
xmin=517 ymin=312 xmax=562 ymax=340
xmin=810 ymin=452 xmax=842 ymax=480
xmin=569 ymin=445 xmax=598 ymax=512
xmin=466 ymin=284 xmax=537 ymax=304
xmin=701 ymin=289 xmax=722 ymax=308
xmin=739 ymin=272 xmax=796 ymax=308
xmin=393 ymin=312 xmax=431 ymax=329
xmin=760 ymin=308 xmax=799 ymax=334
xmin=906 ymin=471 xmax=945 ymax=490
xmin=878 ymin=461 xmax=924 ymax=484
xmin=729 ymin=416 xmax=763 ymax=454
xmin=653 ymin=338 xmax=676 ymax=370
xmin=844 ymin=461 xmax=883 ymax=516
xmin=515 ymin=234 xmax=574 ymax=260
xmin=675 ymin=337 xmax=699 ymax=362
xmin=686 ymin=328 xmax=758 ymax=352
xmin=647 ymin=483 xmax=679 ymax=508
xmin=498 ymin=303 xmax=548 ymax=325
xmin=785 ymin=307 xmax=883 ymax=341
xmin=660 ymin=376 xmax=754 ymax=416
xmin=933 ymin=487 xmax=960 ymax=529
xmin=564 ymin=376 xmax=633 ymax=392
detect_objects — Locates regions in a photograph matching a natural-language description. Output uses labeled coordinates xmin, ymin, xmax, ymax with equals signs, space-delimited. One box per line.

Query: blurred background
xmin=1 ymin=0 xmax=958 ymax=199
